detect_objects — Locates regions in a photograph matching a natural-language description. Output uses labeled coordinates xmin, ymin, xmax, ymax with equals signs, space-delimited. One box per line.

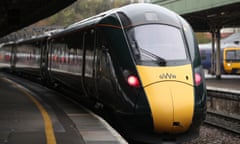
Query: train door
xmin=47 ymin=38 xmax=57 ymax=84
xmin=48 ymin=37 xmax=66 ymax=83
xmin=40 ymin=40 xmax=49 ymax=83
xmin=82 ymin=28 xmax=97 ymax=98
xmin=10 ymin=44 xmax=16 ymax=70
xmin=94 ymin=28 xmax=116 ymax=104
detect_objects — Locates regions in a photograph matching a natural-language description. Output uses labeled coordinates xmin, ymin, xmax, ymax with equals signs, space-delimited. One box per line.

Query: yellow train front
xmin=223 ymin=47 xmax=240 ymax=74
xmin=97 ymin=4 xmax=207 ymax=143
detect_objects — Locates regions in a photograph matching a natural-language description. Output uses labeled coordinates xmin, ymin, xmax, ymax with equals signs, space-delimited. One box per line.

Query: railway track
xmin=207 ymin=89 xmax=240 ymax=101
xmin=205 ymin=89 xmax=240 ymax=134
xmin=205 ymin=110 xmax=240 ymax=135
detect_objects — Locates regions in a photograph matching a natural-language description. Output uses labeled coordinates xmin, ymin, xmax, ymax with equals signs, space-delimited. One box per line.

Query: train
xmin=223 ymin=47 xmax=240 ymax=73
xmin=199 ymin=33 xmax=240 ymax=74
xmin=0 ymin=3 xmax=206 ymax=144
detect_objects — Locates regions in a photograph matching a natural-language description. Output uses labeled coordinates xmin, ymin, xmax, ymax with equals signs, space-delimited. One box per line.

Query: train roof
xmin=0 ymin=41 xmax=15 ymax=47
xmin=199 ymin=43 xmax=240 ymax=50
xmin=199 ymin=32 xmax=240 ymax=50
xmin=49 ymin=9 xmax=116 ymax=38
xmin=15 ymin=34 xmax=48 ymax=44
xmin=50 ymin=3 xmax=182 ymax=38
xmin=67 ymin=8 xmax=117 ymax=29
xmin=222 ymin=33 xmax=240 ymax=44
xmin=115 ymin=3 xmax=180 ymax=27
xmin=44 ymin=28 xmax=64 ymax=36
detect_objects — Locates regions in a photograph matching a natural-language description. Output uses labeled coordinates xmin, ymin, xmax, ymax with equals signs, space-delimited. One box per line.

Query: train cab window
xmin=127 ymin=24 xmax=187 ymax=65
xmin=226 ymin=50 xmax=235 ymax=61
xmin=236 ymin=50 xmax=240 ymax=61
xmin=226 ymin=50 xmax=240 ymax=62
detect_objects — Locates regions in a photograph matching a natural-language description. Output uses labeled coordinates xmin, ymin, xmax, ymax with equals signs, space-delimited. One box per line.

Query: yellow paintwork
xmin=136 ymin=64 xmax=194 ymax=133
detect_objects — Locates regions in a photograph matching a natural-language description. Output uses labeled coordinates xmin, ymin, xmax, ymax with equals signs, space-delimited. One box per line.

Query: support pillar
xmin=211 ymin=30 xmax=216 ymax=75
xmin=215 ymin=29 xmax=221 ymax=79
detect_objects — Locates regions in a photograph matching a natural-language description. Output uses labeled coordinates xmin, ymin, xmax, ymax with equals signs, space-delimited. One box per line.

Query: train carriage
xmin=12 ymin=35 xmax=48 ymax=79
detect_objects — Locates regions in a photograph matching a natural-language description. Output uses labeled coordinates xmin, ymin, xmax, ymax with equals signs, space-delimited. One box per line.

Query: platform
xmin=0 ymin=73 xmax=127 ymax=144
xmin=205 ymin=74 xmax=240 ymax=93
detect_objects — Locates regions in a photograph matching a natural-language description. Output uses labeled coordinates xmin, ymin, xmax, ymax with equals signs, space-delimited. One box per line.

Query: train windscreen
xmin=226 ymin=49 xmax=240 ymax=62
xmin=127 ymin=24 xmax=187 ymax=65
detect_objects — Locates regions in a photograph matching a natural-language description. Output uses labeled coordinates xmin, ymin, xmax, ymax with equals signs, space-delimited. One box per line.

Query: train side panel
xmin=49 ymin=32 xmax=83 ymax=89
xmin=96 ymin=16 xmax=144 ymax=113
xmin=14 ymin=43 xmax=41 ymax=77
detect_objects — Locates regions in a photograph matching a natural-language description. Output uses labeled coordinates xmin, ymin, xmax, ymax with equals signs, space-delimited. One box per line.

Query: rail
xmin=207 ymin=89 xmax=240 ymax=101
xmin=205 ymin=110 xmax=240 ymax=135
xmin=206 ymin=89 xmax=240 ymax=135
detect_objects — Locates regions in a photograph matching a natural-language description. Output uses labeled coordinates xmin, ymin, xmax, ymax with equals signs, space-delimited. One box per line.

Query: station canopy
xmin=0 ymin=0 xmax=76 ymax=38
xmin=182 ymin=2 xmax=240 ymax=32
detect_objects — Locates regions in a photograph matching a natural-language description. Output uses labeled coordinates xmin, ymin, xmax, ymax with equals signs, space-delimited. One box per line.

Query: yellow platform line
xmin=1 ymin=77 xmax=56 ymax=144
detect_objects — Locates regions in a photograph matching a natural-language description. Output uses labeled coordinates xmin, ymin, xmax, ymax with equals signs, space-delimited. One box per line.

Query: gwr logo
xmin=159 ymin=73 xmax=176 ymax=79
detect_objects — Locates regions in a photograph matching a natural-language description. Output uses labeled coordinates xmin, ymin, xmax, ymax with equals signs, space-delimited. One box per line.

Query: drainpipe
xmin=215 ymin=28 xmax=221 ymax=79
xmin=210 ymin=29 xmax=215 ymax=75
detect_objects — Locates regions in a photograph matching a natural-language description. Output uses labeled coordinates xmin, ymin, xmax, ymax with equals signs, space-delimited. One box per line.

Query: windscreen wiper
xmin=140 ymin=48 xmax=166 ymax=66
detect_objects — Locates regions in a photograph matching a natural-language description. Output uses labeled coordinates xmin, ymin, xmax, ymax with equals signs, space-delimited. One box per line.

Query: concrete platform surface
xmin=205 ymin=74 xmax=240 ymax=93
xmin=0 ymin=73 xmax=127 ymax=144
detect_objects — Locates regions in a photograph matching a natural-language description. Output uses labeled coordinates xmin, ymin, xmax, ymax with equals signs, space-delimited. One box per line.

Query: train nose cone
xmin=136 ymin=64 xmax=194 ymax=134
xmin=144 ymin=82 xmax=194 ymax=133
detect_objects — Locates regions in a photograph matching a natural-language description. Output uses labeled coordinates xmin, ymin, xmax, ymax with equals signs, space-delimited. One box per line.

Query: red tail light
xmin=127 ymin=75 xmax=140 ymax=87
xmin=195 ymin=73 xmax=202 ymax=86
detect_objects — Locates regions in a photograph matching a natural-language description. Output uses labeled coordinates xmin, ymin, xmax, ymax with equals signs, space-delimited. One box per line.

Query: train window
xmin=201 ymin=55 xmax=206 ymax=61
xmin=14 ymin=43 xmax=41 ymax=68
xmin=236 ymin=50 xmax=240 ymax=60
xmin=180 ymin=16 xmax=200 ymax=64
xmin=226 ymin=50 xmax=235 ymax=61
xmin=226 ymin=50 xmax=240 ymax=62
xmin=50 ymin=32 xmax=84 ymax=74
xmin=51 ymin=42 xmax=67 ymax=68
xmin=200 ymin=51 xmax=206 ymax=60
xmin=127 ymin=24 xmax=187 ymax=63
xmin=84 ymin=29 xmax=95 ymax=78
xmin=0 ymin=45 xmax=12 ymax=67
